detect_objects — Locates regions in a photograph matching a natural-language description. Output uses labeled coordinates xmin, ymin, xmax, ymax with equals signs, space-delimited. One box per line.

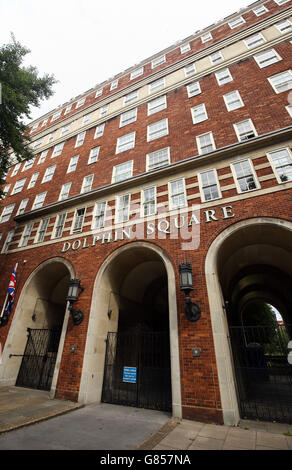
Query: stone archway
xmin=78 ymin=241 xmax=182 ymax=418
xmin=0 ymin=257 xmax=74 ymax=397
xmin=205 ymin=218 xmax=292 ymax=425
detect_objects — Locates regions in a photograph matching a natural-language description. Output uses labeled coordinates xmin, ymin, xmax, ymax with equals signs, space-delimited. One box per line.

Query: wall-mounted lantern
xmin=66 ymin=279 xmax=84 ymax=325
xmin=179 ymin=260 xmax=201 ymax=322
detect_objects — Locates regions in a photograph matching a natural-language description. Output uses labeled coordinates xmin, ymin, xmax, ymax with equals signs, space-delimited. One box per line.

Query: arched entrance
xmin=206 ymin=218 xmax=292 ymax=425
xmin=78 ymin=242 xmax=182 ymax=417
xmin=0 ymin=258 xmax=73 ymax=396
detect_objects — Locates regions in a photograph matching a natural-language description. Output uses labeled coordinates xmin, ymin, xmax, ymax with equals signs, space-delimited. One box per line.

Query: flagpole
xmin=0 ymin=262 xmax=18 ymax=318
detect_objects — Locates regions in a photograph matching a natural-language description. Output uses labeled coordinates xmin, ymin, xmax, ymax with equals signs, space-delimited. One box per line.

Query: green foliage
xmin=0 ymin=33 xmax=56 ymax=194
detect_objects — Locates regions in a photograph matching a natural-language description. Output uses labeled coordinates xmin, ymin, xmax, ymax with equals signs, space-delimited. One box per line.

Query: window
xmin=142 ymin=187 xmax=156 ymax=216
xmin=151 ymin=55 xmax=166 ymax=68
xmin=228 ymin=16 xmax=245 ymax=29
xmin=11 ymin=162 xmax=21 ymax=177
xmin=201 ymin=32 xmax=212 ymax=43
xmin=123 ymin=90 xmax=138 ymax=106
xmin=33 ymin=138 xmax=43 ymax=150
xmin=191 ymin=103 xmax=208 ymax=124
xmin=210 ymin=51 xmax=224 ymax=65
xmin=67 ymin=155 xmax=79 ymax=173
xmin=169 ymin=179 xmax=187 ymax=209
xmin=94 ymin=123 xmax=105 ymax=138
xmin=231 ymin=159 xmax=259 ymax=193
xmin=0 ymin=204 xmax=15 ymax=223
xmin=30 ymin=123 xmax=39 ymax=133
xmin=180 ymin=43 xmax=191 ymax=53
xmin=184 ymin=63 xmax=196 ymax=77
xmin=274 ymin=0 xmax=290 ymax=5
xmin=81 ymin=174 xmax=94 ymax=193
xmin=215 ymin=68 xmax=233 ymax=85
xmin=112 ymin=161 xmax=133 ymax=183
xmin=2 ymin=184 xmax=10 ymax=197
xmin=120 ymin=108 xmax=137 ymax=127
xmin=196 ymin=132 xmax=216 ymax=154
xmin=110 ymin=79 xmax=118 ymax=90
xmin=93 ymin=201 xmax=107 ymax=229
xmin=267 ymin=148 xmax=292 ymax=183
xmin=2 ymin=230 xmax=14 ymax=253
xmin=20 ymin=222 xmax=34 ymax=247
xmin=147 ymin=95 xmax=167 ymax=115
xmin=115 ymin=194 xmax=130 ymax=223
xmin=64 ymin=104 xmax=72 ymax=114
xmin=233 ymin=119 xmax=257 ymax=141
xmin=32 ymin=192 xmax=46 ymax=210
xmin=116 ymin=132 xmax=135 ymax=153
xmin=82 ymin=114 xmax=91 ymax=126
xmin=59 ymin=182 xmax=71 ymax=200
xmin=130 ymin=67 xmax=144 ymax=80
xmin=42 ymin=165 xmax=56 ymax=183
xmin=51 ymin=110 xmax=61 ymax=121
xmin=36 ymin=218 xmax=49 ymax=243
xmin=60 ymin=124 xmax=71 ymax=137
xmin=72 ymin=208 xmax=86 ymax=233
xmin=41 ymin=119 xmax=48 ymax=127
xmin=52 ymin=142 xmax=64 ymax=157
xmin=75 ymin=131 xmax=86 ymax=147
xmin=275 ymin=20 xmax=292 ymax=34
xmin=54 ymin=213 xmax=66 ymax=238
xmin=187 ymin=81 xmax=201 ymax=98
xmin=254 ymin=49 xmax=281 ymax=68
xmin=95 ymin=88 xmax=103 ymax=98
xmin=47 ymin=132 xmax=56 ymax=143
xmin=198 ymin=169 xmax=221 ymax=201
xmin=223 ymin=90 xmax=244 ymax=111
xmin=268 ymin=70 xmax=292 ymax=93
xmin=149 ymin=78 xmax=165 ymax=94
xmin=38 ymin=150 xmax=48 ymax=164
xmin=88 ymin=147 xmax=100 ymax=164
xmin=28 ymin=172 xmax=39 ymax=189
xmin=146 ymin=147 xmax=170 ymax=171
xmin=17 ymin=199 xmax=29 ymax=215
xmin=76 ymin=97 xmax=85 ymax=108
xmin=244 ymin=33 xmax=266 ymax=49
xmin=22 ymin=158 xmax=35 ymax=171
xmin=11 ymin=178 xmax=26 ymax=195
xmin=286 ymin=104 xmax=292 ymax=117
xmin=253 ymin=5 xmax=268 ymax=16
xmin=100 ymin=105 xmax=109 ymax=117
xmin=147 ymin=119 xmax=168 ymax=141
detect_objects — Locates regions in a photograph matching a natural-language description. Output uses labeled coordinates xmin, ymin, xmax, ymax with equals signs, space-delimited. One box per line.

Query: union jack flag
xmin=5 ymin=264 xmax=17 ymax=316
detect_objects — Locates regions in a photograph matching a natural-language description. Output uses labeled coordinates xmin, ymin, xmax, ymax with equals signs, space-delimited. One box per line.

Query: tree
xmin=0 ymin=34 xmax=56 ymax=195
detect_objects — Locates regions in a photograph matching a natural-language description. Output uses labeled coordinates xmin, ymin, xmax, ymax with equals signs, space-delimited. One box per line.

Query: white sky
xmin=0 ymin=0 xmax=250 ymax=122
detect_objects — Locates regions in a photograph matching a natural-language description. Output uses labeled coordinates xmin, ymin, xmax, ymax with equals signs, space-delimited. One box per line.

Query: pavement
xmin=0 ymin=386 xmax=292 ymax=450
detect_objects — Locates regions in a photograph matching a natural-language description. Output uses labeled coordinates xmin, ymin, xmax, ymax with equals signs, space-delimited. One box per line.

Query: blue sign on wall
xmin=123 ymin=366 xmax=137 ymax=383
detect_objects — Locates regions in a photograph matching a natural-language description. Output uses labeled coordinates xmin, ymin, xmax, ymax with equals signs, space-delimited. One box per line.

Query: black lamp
xmin=179 ymin=260 xmax=201 ymax=322
xmin=66 ymin=279 xmax=84 ymax=325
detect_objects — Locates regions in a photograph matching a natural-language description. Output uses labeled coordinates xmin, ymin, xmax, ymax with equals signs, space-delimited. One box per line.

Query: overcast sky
xmin=0 ymin=0 xmax=250 ymax=122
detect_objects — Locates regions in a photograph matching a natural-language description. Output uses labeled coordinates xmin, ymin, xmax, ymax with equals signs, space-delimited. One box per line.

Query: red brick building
xmin=0 ymin=0 xmax=292 ymax=425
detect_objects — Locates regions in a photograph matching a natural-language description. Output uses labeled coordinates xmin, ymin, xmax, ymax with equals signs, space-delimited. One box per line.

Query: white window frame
xmin=198 ymin=169 xmax=222 ymax=202
xmin=223 ymin=90 xmax=244 ymax=111
xmin=52 ymin=142 xmax=64 ymax=157
xmin=196 ymin=132 xmax=216 ymax=155
xmin=149 ymin=78 xmax=165 ymax=94
xmin=119 ymin=108 xmax=137 ymax=127
xmin=95 ymin=88 xmax=103 ymax=98
xmin=28 ymin=172 xmax=39 ymax=189
xmin=53 ymin=213 xmax=67 ymax=239
xmin=94 ymin=123 xmax=105 ymax=138
xmin=71 ymin=207 xmax=86 ymax=234
xmin=11 ymin=178 xmax=26 ymax=195
xmin=228 ymin=16 xmax=246 ymax=29
xmin=75 ymin=131 xmax=86 ymax=148
xmin=1 ymin=230 xmax=14 ymax=253
xmin=110 ymin=79 xmax=119 ymax=91
xmin=47 ymin=132 xmax=56 ymax=143
xmin=286 ymin=104 xmax=292 ymax=117
xmin=254 ymin=48 xmax=282 ymax=68
xmin=215 ymin=68 xmax=233 ymax=86
xmin=267 ymin=147 xmax=292 ymax=183
xmin=51 ymin=110 xmax=62 ymax=121
xmin=88 ymin=147 xmax=100 ymax=164
xmin=76 ymin=97 xmax=85 ymax=109
xmin=147 ymin=118 xmax=169 ymax=142
xmin=275 ymin=19 xmax=292 ymax=34
xmin=151 ymin=55 xmax=166 ymax=69
xmin=17 ymin=198 xmax=29 ymax=215
xmin=42 ymin=164 xmax=56 ymax=183
xmin=64 ymin=104 xmax=72 ymax=115
xmin=244 ymin=33 xmax=266 ymax=49
xmin=59 ymin=182 xmax=71 ymax=201
xmin=100 ymin=105 xmax=109 ymax=117
xmin=2 ymin=184 xmax=10 ymax=197
xmin=147 ymin=95 xmax=167 ymax=116
xmin=41 ymin=118 xmax=48 ymax=127
xmin=38 ymin=150 xmax=48 ymax=165
xmin=67 ymin=155 xmax=79 ymax=173
xmin=230 ymin=158 xmax=260 ymax=193
xmin=81 ymin=174 xmax=94 ymax=193
xmin=130 ymin=67 xmax=144 ymax=80
xmin=146 ymin=147 xmax=170 ymax=172
xmin=92 ymin=201 xmax=107 ymax=229
xmin=201 ymin=32 xmax=212 ymax=43
xmin=180 ymin=43 xmax=191 ymax=54
xmin=0 ymin=204 xmax=15 ymax=223
xmin=60 ymin=124 xmax=71 ymax=136
xmin=35 ymin=217 xmax=49 ymax=243
xmin=123 ymin=90 xmax=139 ymax=106
xmin=168 ymin=178 xmax=187 ymax=210
xmin=20 ymin=222 xmax=34 ymax=247
xmin=253 ymin=5 xmax=268 ymax=16
xmin=141 ymin=186 xmax=156 ymax=217
xmin=116 ymin=132 xmax=136 ymax=153
xmin=30 ymin=123 xmax=39 ymax=133
xmin=233 ymin=119 xmax=258 ymax=141
xmin=32 ymin=192 xmax=46 ymax=210
xmin=184 ymin=63 xmax=196 ymax=78
xmin=210 ymin=51 xmax=224 ymax=65
xmin=112 ymin=160 xmax=133 ymax=183
xmin=274 ymin=0 xmax=290 ymax=5
xmin=187 ymin=81 xmax=201 ymax=98
xmin=191 ymin=103 xmax=208 ymax=124
xmin=33 ymin=138 xmax=43 ymax=150
xmin=115 ymin=194 xmax=131 ymax=224
xmin=268 ymin=70 xmax=292 ymax=94
xmin=22 ymin=158 xmax=35 ymax=171
xmin=82 ymin=114 xmax=91 ymax=126
xmin=11 ymin=162 xmax=21 ymax=177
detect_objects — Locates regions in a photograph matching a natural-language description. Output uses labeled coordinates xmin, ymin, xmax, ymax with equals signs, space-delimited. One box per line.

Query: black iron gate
xmin=101 ymin=331 xmax=172 ymax=411
xmin=229 ymin=324 xmax=292 ymax=423
xmin=15 ymin=328 xmax=61 ymax=391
